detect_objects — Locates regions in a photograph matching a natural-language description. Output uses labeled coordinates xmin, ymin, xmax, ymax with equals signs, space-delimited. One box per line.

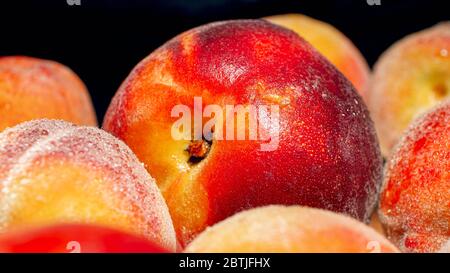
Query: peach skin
xmin=0 ymin=119 xmax=176 ymax=251
xmin=379 ymin=101 xmax=450 ymax=253
xmin=0 ymin=56 xmax=97 ymax=131
xmin=265 ymin=14 xmax=370 ymax=96
xmin=367 ymin=22 xmax=450 ymax=156
xmin=103 ymin=20 xmax=383 ymax=246
xmin=185 ymin=205 xmax=399 ymax=253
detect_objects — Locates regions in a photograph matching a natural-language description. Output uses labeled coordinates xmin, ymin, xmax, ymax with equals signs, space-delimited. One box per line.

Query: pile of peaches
xmin=0 ymin=14 xmax=448 ymax=253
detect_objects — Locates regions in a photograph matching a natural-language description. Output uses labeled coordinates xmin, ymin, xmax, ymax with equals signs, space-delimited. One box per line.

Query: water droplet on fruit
xmin=440 ymin=49 xmax=448 ymax=57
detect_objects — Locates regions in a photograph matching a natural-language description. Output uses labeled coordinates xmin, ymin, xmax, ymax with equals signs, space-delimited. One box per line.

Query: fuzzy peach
xmin=265 ymin=14 xmax=370 ymax=96
xmin=0 ymin=56 xmax=97 ymax=131
xmin=379 ymin=101 xmax=450 ymax=253
xmin=367 ymin=23 xmax=450 ymax=156
xmin=185 ymin=206 xmax=398 ymax=253
xmin=0 ymin=224 xmax=169 ymax=253
xmin=0 ymin=119 xmax=176 ymax=251
xmin=103 ymin=20 xmax=383 ymax=246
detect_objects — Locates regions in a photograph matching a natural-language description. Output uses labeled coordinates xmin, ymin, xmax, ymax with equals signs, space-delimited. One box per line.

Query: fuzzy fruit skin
xmin=0 ymin=224 xmax=169 ymax=253
xmin=103 ymin=20 xmax=383 ymax=246
xmin=0 ymin=56 xmax=97 ymax=131
xmin=379 ymin=101 xmax=450 ymax=253
xmin=265 ymin=14 xmax=370 ymax=97
xmin=185 ymin=206 xmax=399 ymax=253
xmin=0 ymin=119 xmax=176 ymax=251
xmin=367 ymin=23 xmax=450 ymax=156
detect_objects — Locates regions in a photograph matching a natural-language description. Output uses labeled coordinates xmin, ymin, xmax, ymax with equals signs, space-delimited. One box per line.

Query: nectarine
xmin=103 ymin=20 xmax=383 ymax=245
xmin=379 ymin=101 xmax=450 ymax=253
xmin=0 ymin=224 xmax=169 ymax=253
xmin=0 ymin=119 xmax=176 ymax=251
xmin=265 ymin=14 xmax=370 ymax=96
xmin=185 ymin=206 xmax=399 ymax=253
xmin=0 ymin=56 xmax=97 ymax=131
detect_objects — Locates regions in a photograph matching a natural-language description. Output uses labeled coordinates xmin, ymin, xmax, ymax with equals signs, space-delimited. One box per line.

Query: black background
xmin=1 ymin=0 xmax=448 ymax=122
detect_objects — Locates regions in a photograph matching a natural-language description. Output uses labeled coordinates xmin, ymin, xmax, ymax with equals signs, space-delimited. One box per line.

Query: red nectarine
xmin=103 ymin=20 xmax=383 ymax=245
xmin=265 ymin=14 xmax=370 ymax=96
xmin=0 ymin=224 xmax=169 ymax=253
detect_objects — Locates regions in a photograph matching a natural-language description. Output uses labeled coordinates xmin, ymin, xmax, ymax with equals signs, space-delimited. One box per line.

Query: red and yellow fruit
xmin=379 ymin=101 xmax=450 ymax=253
xmin=185 ymin=206 xmax=399 ymax=253
xmin=0 ymin=224 xmax=169 ymax=253
xmin=0 ymin=119 xmax=176 ymax=251
xmin=265 ymin=14 xmax=370 ymax=96
xmin=103 ymin=20 xmax=383 ymax=246
xmin=367 ymin=23 xmax=450 ymax=156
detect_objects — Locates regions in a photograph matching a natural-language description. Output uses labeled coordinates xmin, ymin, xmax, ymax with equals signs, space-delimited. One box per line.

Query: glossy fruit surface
xmin=103 ymin=20 xmax=383 ymax=245
xmin=0 ymin=224 xmax=169 ymax=253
